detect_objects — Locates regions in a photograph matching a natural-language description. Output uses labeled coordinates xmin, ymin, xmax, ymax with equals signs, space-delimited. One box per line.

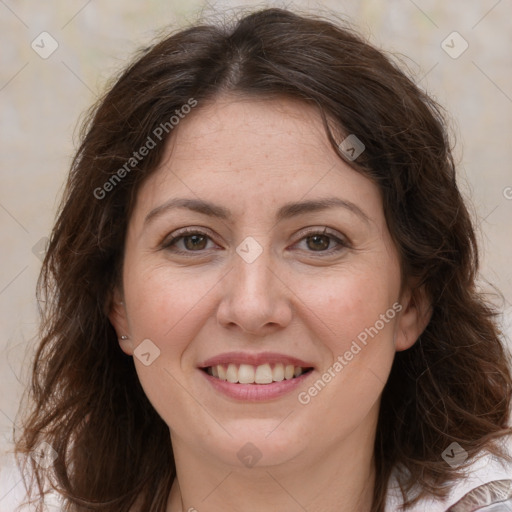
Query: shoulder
xmin=385 ymin=439 xmax=512 ymax=511
xmin=446 ymin=479 xmax=512 ymax=511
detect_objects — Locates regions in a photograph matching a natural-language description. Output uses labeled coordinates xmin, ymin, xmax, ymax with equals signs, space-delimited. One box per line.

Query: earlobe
xmin=394 ymin=285 xmax=432 ymax=352
xmin=108 ymin=289 xmax=134 ymax=355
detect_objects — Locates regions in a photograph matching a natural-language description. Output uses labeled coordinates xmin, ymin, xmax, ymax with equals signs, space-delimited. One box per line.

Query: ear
xmin=394 ymin=283 xmax=432 ymax=352
xmin=108 ymin=287 xmax=134 ymax=355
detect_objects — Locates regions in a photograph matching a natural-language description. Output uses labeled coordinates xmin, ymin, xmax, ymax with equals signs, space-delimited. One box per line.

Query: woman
xmin=15 ymin=7 xmax=512 ymax=512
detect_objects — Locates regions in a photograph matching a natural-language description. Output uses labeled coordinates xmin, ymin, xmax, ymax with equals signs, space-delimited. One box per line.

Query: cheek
xmin=294 ymin=271 xmax=399 ymax=434
xmin=123 ymin=268 xmax=216 ymax=424
xmin=125 ymin=266 xmax=217 ymax=344
xmin=303 ymin=266 xmax=399 ymax=347
xmin=294 ymin=262 xmax=400 ymax=414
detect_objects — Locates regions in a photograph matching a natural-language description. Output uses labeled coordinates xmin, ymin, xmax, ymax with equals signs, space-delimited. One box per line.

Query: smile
xmin=203 ymin=363 xmax=313 ymax=384
xmin=198 ymin=352 xmax=315 ymax=401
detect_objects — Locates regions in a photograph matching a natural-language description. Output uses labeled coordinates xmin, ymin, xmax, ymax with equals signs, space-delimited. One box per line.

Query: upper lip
xmin=198 ymin=351 xmax=315 ymax=369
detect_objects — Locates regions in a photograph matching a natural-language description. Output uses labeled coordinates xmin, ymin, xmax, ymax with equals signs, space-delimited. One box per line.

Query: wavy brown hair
xmin=15 ymin=6 xmax=512 ymax=512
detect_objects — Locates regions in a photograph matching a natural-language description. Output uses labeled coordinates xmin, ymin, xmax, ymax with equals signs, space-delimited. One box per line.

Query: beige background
xmin=1 ymin=0 xmax=511 ymax=509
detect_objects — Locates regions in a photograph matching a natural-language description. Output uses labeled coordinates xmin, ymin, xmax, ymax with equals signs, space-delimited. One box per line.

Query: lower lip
xmin=200 ymin=369 xmax=313 ymax=401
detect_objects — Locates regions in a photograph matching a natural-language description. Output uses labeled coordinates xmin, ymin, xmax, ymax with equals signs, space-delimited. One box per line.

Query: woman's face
xmin=110 ymin=95 xmax=426 ymax=472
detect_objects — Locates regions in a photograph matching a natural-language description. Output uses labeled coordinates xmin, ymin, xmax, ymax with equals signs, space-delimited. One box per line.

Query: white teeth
xmin=217 ymin=364 xmax=227 ymax=380
xmin=226 ymin=363 xmax=238 ymax=383
xmin=238 ymin=364 xmax=255 ymax=384
xmin=255 ymin=363 xmax=273 ymax=384
xmin=273 ymin=363 xmax=284 ymax=382
xmin=207 ymin=363 xmax=308 ymax=384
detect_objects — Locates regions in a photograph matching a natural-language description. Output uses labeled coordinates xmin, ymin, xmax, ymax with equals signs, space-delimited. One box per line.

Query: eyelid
xmin=290 ymin=227 xmax=351 ymax=256
xmin=293 ymin=226 xmax=350 ymax=245
xmin=160 ymin=226 xmax=218 ymax=249
xmin=160 ymin=225 xmax=351 ymax=255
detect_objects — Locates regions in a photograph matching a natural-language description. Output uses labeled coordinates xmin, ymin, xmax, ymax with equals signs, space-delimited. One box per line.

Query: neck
xmin=166 ymin=415 xmax=378 ymax=512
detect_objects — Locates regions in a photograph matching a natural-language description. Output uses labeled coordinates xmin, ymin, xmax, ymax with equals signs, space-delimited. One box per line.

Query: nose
xmin=216 ymin=241 xmax=293 ymax=336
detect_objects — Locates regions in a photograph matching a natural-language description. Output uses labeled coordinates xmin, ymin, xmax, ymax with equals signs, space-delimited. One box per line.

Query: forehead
xmin=166 ymin=95 xmax=335 ymax=168
xmin=131 ymin=95 xmax=381 ymax=225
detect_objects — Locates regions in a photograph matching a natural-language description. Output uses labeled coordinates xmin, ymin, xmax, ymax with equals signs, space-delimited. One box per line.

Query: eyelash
xmin=161 ymin=227 xmax=350 ymax=256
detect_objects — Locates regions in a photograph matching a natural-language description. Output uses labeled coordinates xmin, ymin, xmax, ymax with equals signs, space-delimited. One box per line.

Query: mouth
xmin=201 ymin=363 xmax=314 ymax=384
xmin=197 ymin=352 xmax=315 ymax=400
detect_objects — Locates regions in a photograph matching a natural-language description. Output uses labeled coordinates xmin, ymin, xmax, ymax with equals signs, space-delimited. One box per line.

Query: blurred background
xmin=1 ymin=0 xmax=511 ymax=509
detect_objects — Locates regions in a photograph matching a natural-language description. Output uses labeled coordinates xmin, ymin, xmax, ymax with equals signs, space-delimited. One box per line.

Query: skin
xmin=109 ymin=95 xmax=431 ymax=512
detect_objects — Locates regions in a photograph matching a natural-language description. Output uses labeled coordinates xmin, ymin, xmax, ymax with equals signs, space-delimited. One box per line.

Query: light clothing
xmin=386 ymin=445 xmax=512 ymax=511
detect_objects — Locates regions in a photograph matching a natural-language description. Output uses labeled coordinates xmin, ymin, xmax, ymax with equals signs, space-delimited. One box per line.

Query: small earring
xmin=120 ymin=335 xmax=128 ymax=340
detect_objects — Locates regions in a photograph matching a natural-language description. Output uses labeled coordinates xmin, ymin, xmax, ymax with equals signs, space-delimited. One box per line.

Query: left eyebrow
xmin=144 ymin=196 xmax=371 ymax=226
xmin=276 ymin=197 xmax=370 ymax=225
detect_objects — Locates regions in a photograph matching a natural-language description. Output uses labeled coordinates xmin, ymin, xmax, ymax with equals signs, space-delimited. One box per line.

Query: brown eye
xmin=306 ymin=234 xmax=331 ymax=251
xmin=294 ymin=228 xmax=349 ymax=255
xmin=182 ymin=234 xmax=208 ymax=251
xmin=162 ymin=229 xmax=216 ymax=253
